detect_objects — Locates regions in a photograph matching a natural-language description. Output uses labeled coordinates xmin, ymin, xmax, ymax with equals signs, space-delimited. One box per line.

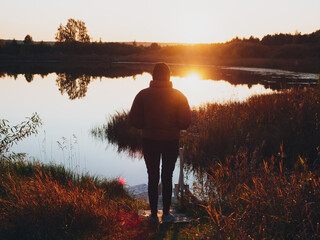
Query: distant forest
xmin=1 ymin=28 xmax=320 ymax=72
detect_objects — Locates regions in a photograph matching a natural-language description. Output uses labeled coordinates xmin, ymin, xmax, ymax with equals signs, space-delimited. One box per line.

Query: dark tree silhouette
xmin=77 ymin=20 xmax=90 ymax=43
xmin=0 ymin=40 xmax=5 ymax=48
xmin=149 ymin=42 xmax=161 ymax=50
xmin=55 ymin=18 xmax=90 ymax=43
xmin=23 ymin=35 xmax=33 ymax=45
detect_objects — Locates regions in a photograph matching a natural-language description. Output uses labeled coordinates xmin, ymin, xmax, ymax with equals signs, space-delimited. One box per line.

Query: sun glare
xmin=171 ymin=71 xmax=274 ymax=106
xmin=184 ymin=72 xmax=202 ymax=86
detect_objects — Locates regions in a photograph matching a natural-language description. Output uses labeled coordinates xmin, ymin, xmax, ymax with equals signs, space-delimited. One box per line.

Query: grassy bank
xmin=0 ymin=159 xmax=150 ymax=240
xmin=181 ymin=153 xmax=320 ymax=239
xmin=2 ymin=87 xmax=320 ymax=239
xmin=181 ymin=88 xmax=320 ymax=239
xmin=99 ymin=87 xmax=320 ymax=238
xmin=0 ymin=115 xmax=150 ymax=239
xmin=101 ymin=88 xmax=320 ymax=170
xmin=183 ymin=88 xmax=320 ymax=171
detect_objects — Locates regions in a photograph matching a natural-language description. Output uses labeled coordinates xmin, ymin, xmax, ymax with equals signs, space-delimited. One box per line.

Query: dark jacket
xmin=129 ymin=80 xmax=191 ymax=141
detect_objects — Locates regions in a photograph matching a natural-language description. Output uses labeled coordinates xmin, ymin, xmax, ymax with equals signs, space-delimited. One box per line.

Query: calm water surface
xmin=1 ymin=65 xmax=317 ymax=186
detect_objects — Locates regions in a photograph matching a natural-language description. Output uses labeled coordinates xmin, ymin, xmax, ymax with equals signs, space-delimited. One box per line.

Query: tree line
xmin=227 ymin=30 xmax=320 ymax=45
xmin=1 ymin=18 xmax=320 ymax=62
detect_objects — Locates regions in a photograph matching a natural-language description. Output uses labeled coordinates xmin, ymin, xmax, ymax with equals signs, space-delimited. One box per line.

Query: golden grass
xmin=94 ymin=87 xmax=320 ymax=239
xmin=183 ymin=88 xmax=320 ymax=171
xmin=0 ymin=161 xmax=147 ymax=240
xmin=190 ymin=152 xmax=320 ymax=239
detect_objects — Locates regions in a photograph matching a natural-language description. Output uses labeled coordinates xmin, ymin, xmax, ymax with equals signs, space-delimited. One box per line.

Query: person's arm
xmin=177 ymin=95 xmax=191 ymax=130
xmin=129 ymin=93 xmax=144 ymax=129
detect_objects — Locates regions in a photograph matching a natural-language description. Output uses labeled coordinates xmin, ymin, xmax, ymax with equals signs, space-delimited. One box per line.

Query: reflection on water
xmin=221 ymin=66 xmax=318 ymax=80
xmin=91 ymin=111 xmax=143 ymax=159
xmin=172 ymin=72 xmax=274 ymax=105
xmin=1 ymin=62 xmax=318 ymax=94
xmin=0 ymin=63 xmax=318 ymax=185
xmin=24 ymin=73 xmax=34 ymax=83
xmin=56 ymin=73 xmax=92 ymax=100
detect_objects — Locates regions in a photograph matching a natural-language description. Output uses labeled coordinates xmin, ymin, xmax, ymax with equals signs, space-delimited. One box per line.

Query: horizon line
xmin=2 ymin=28 xmax=319 ymax=45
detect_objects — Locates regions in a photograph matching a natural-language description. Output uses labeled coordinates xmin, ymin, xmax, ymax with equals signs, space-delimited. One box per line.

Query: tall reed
xmin=192 ymin=152 xmax=320 ymax=239
xmin=182 ymin=88 xmax=320 ymax=171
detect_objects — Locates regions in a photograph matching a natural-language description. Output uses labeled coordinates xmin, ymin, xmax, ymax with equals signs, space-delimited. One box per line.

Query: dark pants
xmin=142 ymin=138 xmax=179 ymax=216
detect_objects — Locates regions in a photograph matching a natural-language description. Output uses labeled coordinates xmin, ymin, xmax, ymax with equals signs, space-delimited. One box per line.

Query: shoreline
xmin=1 ymin=55 xmax=320 ymax=74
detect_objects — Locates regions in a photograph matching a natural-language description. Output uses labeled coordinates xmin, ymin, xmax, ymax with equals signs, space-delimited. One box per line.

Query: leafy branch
xmin=0 ymin=113 xmax=42 ymax=154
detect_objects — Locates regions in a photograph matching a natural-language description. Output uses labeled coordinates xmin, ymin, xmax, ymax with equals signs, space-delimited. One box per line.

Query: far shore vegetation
xmin=1 ymin=18 xmax=320 ymax=73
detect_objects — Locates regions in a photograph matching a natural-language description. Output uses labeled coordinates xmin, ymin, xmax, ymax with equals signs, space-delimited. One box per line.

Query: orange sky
xmin=1 ymin=0 xmax=320 ymax=43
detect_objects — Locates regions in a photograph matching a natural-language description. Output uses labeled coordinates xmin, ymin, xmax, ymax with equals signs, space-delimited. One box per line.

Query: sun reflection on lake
xmin=172 ymin=71 xmax=275 ymax=107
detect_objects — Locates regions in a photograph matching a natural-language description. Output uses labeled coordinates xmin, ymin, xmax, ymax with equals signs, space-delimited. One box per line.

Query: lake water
xmin=0 ymin=63 xmax=318 ymax=186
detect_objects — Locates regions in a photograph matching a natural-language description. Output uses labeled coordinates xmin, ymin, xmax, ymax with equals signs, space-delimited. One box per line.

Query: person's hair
xmin=152 ymin=63 xmax=170 ymax=81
